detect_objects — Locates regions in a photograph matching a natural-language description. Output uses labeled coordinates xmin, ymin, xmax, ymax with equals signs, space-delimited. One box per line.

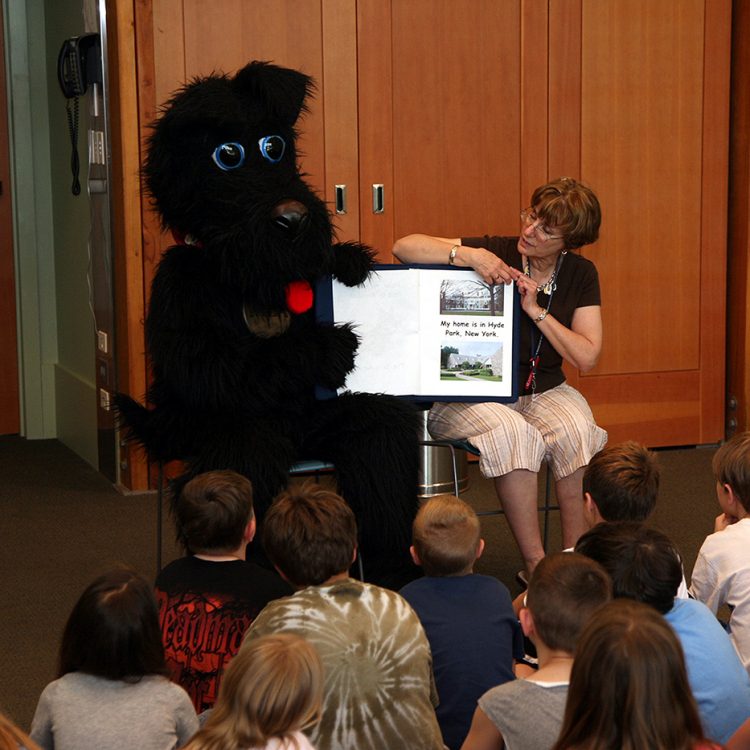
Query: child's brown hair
xmin=262 ymin=482 xmax=357 ymax=587
xmin=713 ymin=431 xmax=750 ymax=512
xmin=525 ymin=552 xmax=611 ymax=653
xmin=412 ymin=495 xmax=481 ymax=576
xmin=582 ymin=441 xmax=659 ymax=522
xmin=176 ymin=470 xmax=254 ymax=554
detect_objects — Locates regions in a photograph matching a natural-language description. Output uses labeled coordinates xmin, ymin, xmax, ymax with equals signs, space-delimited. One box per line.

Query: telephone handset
xmin=58 ymin=34 xmax=100 ymax=98
xmin=57 ymin=34 xmax=101 ymax=195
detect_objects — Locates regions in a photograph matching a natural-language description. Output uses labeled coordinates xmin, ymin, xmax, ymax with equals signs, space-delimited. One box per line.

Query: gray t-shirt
xmin=478 ymin=680 xmax=568 ymax=750
xmin=30 ymin=672 xmax=198 ymax=750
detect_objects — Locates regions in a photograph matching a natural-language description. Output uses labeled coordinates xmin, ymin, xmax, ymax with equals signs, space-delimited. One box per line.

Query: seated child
xmin=183 ymin=633 xmax=323 ymax=750
xmin=690 ymin=431 xmax=750 ymax=672
xmin=400 ymin=495 xmax=524 ymax=750
xmin=581 ymin=440 xmax=659 ymax=526
xmin=576 ymin=522 xmax=750 ymax=744
xmin=581 ymin=441 xmax=688 ymax=599
xmin=461 ymin=553 xmax=612 ymax=750
xmin=552 ymin=599 xmax=721 ymax=750
xmin=241 ymin=482 xmax=444 ymax=750
xmin=155 ymin=470 xmax=291 ymax=712
xmin=31 ymin=567 xmax=197 ymax=750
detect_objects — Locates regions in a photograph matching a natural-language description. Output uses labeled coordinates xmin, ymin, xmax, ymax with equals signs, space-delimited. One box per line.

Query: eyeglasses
xmin=520 ymin=208 xmax=563 ymax=242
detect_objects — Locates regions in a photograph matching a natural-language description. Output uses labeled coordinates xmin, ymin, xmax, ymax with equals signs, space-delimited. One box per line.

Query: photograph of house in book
xmin=439 ymin=278 xmax=504 ymax=316
xmin=440 ymin=341 xmax=504 ymax=382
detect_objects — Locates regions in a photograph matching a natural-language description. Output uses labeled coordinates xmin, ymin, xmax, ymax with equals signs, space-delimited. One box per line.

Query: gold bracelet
xmin=534 ymin=309 xmax=549 ymax=323
xmin=448 ymin=244 xmax=459 ymax=265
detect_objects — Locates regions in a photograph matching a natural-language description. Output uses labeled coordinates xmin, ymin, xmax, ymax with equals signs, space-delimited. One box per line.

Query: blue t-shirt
xmin=665 ymin=597 xmax=750 ymax=744
xmin=400 ymin=574 xmax=523 ymax=750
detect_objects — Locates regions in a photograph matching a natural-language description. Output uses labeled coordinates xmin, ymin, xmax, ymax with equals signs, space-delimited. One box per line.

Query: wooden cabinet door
xmin=355 ymin=0 xmax=730 ymax=447
xmin=121 ymin=0 xmax=730 ymax=492
xmin=355 ymin=0 xmax=527 ymax=257
xmin=552 ymin=0 xmax=731 ymax=446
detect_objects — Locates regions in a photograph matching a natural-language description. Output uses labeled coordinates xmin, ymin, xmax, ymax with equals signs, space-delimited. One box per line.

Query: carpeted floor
xmin=0 ymin=435 xmax=719 ymax=731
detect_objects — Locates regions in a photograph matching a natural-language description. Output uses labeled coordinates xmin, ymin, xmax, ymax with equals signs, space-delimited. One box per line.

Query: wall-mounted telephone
xmin=57 ymin=34 xmax=101 ymax=195
xmin=58 ymin=34 xmax=101 ymax=98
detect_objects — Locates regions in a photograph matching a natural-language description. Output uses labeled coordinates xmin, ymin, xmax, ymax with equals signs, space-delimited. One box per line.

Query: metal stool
xmin=419 ymin=439 xmax=560 ymax=551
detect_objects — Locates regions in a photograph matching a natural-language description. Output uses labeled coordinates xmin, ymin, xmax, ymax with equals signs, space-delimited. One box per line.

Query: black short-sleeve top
xmin=461 ymin=236 xmax=601 ymax=394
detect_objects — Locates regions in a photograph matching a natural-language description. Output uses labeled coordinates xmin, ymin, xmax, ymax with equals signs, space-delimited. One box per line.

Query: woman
xmin=30 ymin=567 xmax=197 ymax=750
xmin=392 ymin=177 xmax=606 ymax=573
xmin=552 ymin=599 xmax=721 ymax=750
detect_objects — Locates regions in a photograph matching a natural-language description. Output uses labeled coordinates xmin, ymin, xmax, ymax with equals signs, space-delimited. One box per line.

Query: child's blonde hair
xmin=184 ymin=634 xmax=323 ymax=750
xmin=0 ymin=711 xmax=42 ymax=750
xmin=412 ymin=495 xmax=481 ymax=576
xmin=713 ymin=431 xmax=750 ymax=512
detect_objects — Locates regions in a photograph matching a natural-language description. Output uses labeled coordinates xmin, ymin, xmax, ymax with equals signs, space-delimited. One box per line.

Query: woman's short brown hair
xmin=531 ymin=177 xmax=601 ymax=250
xmin=262 ymin=482 xmax=358 ymax=587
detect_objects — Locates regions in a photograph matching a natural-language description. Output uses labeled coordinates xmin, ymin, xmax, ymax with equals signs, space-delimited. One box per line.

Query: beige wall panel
xmin=580 ymin=0 xmax=704 ymax=375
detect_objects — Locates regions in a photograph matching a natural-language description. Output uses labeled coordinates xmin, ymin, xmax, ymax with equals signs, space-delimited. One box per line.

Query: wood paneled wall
xmin=728 ymin=0 xmax=750 ymax=435
xmin=109 ymin=0 xmax=734 ymax=490
xmin=569 ymin=0 xmax=730 ymax=446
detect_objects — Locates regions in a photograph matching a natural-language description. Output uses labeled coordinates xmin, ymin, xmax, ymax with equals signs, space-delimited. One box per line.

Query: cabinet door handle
xmin=335 ymin=184 xmax=347 ymax=215
xmin=372 ymin=183 xmax=384 ymax=214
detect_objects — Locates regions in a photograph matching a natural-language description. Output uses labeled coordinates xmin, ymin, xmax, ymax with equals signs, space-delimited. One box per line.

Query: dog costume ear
xmin=232 ymin=61 xmax=313 ymax=127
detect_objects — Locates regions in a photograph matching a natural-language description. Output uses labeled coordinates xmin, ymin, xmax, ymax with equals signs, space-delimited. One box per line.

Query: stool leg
xmin=542 ymin=463 xmax=551 ymax=552
xmin=448 ymin=444 xmax=460 ymax=497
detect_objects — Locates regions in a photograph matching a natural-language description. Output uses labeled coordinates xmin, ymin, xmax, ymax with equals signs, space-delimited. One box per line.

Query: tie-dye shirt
xmin=244 ymin=578 xmax=445 ymax=750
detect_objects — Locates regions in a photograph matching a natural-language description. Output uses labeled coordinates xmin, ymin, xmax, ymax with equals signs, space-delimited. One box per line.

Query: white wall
xmin=5 ymin=0 xmax=97 ymax=466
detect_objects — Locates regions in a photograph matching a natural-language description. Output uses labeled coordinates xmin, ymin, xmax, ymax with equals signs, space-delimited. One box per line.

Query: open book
xmin=316 ymin=264 xmax=519 ymax=402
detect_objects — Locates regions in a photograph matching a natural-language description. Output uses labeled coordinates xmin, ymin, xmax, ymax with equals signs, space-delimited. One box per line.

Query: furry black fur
xmin=115 ymin=61 xmax=420 ymax=584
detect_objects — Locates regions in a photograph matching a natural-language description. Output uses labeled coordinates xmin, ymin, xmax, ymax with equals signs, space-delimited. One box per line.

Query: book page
xmin=328 ymin=266 xmax=517 ymax=401
xmin=416 ymin=270 xmax=515 ymax=399
xmin=332 ymin=268 xmax=421 ymax=394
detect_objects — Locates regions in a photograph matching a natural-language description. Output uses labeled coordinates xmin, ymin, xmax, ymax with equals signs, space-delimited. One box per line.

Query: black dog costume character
xmin=116 ymin=61 xmax=420 ymax=583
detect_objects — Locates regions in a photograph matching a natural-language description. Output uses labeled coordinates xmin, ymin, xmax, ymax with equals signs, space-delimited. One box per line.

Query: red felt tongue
xmin=285 ymin=280 xmax=314 ymax=314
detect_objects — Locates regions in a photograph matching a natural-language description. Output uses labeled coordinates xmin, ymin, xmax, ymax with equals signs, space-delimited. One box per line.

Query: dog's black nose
xmin=272 ymin=200 xmax=309 ymax=234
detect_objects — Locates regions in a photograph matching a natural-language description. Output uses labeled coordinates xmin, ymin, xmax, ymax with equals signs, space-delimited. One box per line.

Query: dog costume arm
xmin=331 ymin=241 xmax=377 ymax=287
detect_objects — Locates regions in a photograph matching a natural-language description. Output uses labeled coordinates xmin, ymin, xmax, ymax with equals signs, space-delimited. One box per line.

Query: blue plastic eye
xmin=258 ymin=135 xmax=286 ymax=164
xmin=212 ymin=142 xmax=246 ymax=171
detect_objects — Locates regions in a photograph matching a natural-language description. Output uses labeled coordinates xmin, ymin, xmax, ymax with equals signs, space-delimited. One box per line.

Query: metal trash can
xmin=417 ymin=410 xmax=469 ymax=497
